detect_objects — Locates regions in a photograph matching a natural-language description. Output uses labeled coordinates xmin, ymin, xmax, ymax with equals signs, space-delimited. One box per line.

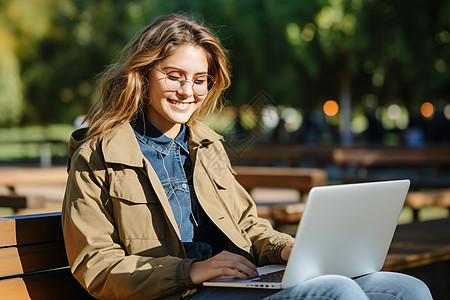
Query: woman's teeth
xmin=169 ymin=99 xmax=191 ymax=107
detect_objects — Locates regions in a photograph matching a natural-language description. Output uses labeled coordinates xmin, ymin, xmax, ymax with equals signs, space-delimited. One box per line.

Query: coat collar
xmin=188 ymin=121 xmax=224 ymax=152
xmin=100 ymin=121 xmax=222 ymax=167
xmin=101 ymin=122 xmax=145 ymax=167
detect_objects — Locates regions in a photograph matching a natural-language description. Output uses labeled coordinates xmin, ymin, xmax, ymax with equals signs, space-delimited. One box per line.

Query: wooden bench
xmin=0 ymin=166 xmax=68 ymax=192
xmin=332 ymin=147 xmax=450 ymax=176
xmin=0 ymin=194 xmax=46 ymax=214
xmin=233 ymin=166 xmax=327 ymax=225
xmin=332 ymin=147 xmax=450 ymax=188
xmin=227 ymin=144 xmax=334 ymax=168
xmin=405 ymin=189 xmax=450 ymax=214
xmin=233 ymin=166 xmax=327 ymax=195
xmin=0 ymin=213 xmax=94 ymax=299
xmin=384 ymin=218 xmax=450 ymax=299
xmin=332 ymin=147 xmax=450 ymax=220
xmin=383 ymin=218 xmax=450 ymax=271
xmin=0 ymin=166 xmax=67 ymax=213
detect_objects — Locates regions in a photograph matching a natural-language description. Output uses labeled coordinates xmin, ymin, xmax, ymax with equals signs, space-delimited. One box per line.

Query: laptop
xmin=203 ymin=179 xmax=410 ymax=289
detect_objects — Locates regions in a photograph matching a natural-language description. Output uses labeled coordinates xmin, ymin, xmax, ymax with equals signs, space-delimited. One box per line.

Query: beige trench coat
xmin=62 ymin=121 xmax=294 ymax=300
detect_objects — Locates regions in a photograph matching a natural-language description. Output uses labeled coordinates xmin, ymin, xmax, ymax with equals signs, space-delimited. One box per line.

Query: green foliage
xmin=0 ymin=0 xmax=51 ymax=126
xmin=0 ymin=41 xmax=23 ymax=126
xmin=0 ymin=0 xmax=449 ymax=126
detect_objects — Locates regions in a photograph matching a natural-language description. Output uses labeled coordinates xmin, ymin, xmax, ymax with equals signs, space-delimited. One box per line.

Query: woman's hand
xmin=280 ymin=243 xmax=294 ymax=262
xmin=190 ymin=251 xmax=258 ymax=285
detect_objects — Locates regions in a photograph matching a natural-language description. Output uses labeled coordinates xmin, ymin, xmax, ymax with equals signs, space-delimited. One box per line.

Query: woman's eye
xmin=167 ymin=72 xmax=183 ymax=81
xmin=194 ymin=77 xmax=207 ymax=85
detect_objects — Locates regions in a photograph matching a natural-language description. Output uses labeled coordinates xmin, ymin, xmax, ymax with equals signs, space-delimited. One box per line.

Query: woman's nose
xmin=177 ymin=80 xmax=194 ymax=98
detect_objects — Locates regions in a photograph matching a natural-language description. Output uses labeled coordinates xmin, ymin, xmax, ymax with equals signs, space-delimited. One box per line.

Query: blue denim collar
xmin=132 ymin=115 xmax=189 ymax=155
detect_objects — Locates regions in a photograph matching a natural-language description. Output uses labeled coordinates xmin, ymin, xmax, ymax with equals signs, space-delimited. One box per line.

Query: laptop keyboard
xmin=251 ymin=270 xmax=285 ymax=282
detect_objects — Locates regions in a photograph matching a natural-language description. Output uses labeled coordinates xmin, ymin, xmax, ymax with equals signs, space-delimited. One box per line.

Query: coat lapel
xmin=189 ymin=124 xmax=250 ymax=250
xmin=102 ymin=122 xmax=181 ymax=239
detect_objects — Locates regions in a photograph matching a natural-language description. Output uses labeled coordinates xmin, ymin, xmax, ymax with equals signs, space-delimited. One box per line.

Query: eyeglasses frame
xmin=152 ymin=66 xmax=215 ymax=96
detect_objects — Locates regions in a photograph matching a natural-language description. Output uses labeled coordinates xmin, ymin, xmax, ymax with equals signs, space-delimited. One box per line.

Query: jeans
xmin=185 ymin=272 xmax=433 ymax=300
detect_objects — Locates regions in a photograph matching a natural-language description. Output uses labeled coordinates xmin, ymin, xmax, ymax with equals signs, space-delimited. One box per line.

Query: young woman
xmin=62 ymin=14 xmax=432 ymax=300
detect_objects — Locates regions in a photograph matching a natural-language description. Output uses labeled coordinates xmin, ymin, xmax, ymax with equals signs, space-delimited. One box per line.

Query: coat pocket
xmin=109 ymin=174 xmax=165 ymax=245
xmin=208 ymin=164 xmax=236 ymax=190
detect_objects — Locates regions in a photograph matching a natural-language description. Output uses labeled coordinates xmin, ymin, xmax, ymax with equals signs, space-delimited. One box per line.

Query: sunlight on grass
xmin=398 ymin=206 xmax=449 ymax=224
xmin=0 ymin=207 xmax=14 ymax=218
xmin=0 ymin=124 xmax=74 ymax=162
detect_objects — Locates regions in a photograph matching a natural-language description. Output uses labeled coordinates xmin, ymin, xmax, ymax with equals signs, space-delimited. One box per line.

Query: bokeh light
xmin=351 ymin=113 xmax=369 ymax=134
xmin=381 ymin=104 xmax=409 ymax=130
xmin=362 ymin=94 xmax=379 ymax=109
xmin=208 ymin=106 xmax=237 ymax=134
xmin=323 ymin=100 xmax=339 ymax=116
xmin=281 ymin=107 xmax=303 ymax=132
xmin=420 ymin=102 xmax=434 ymax=118
xmin=262 ymin=105 xmax=280 ymax=130
xmin=444 ymin=104 xmax=450 ymax=120
xmin=239 ymin=104 xmax=257 ymax=129
xmin=387 ymin=104 xmax=402 ymax=120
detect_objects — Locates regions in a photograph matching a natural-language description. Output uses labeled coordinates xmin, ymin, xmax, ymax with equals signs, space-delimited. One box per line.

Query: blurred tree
xmin=0 ymin=0 xmax=53 ymax=126
xmin=0 ymin=27 xmax=23 ymax=126
xmin=286 ymin=0 xmax=450 ymax=144
xmin=22 ymin=0 xmax=132 ymax=124
xmin=0 ymin=0 xmax=448 ymax=141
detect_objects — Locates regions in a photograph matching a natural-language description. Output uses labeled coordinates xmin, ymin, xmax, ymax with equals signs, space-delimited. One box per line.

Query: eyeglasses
xmin=153 ymin=67 xmax=215 ymax=96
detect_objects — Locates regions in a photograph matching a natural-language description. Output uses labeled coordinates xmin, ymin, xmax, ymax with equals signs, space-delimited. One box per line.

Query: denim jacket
xmin=133 ymin=117 xmax=213 ymax=260
xmin=133 ymin=116 xmax=194 ymax=241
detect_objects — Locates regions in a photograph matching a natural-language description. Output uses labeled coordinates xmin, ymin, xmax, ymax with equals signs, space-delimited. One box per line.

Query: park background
xmin=1 ymin=0 xmax=450 ymax=217
xmin=0 ymin=1 xmax=449 ymax=298
xmin=1 ymin=0 xmax=450 ymax=151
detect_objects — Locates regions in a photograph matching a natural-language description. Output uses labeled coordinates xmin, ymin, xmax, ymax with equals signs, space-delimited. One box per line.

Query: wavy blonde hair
xmin=85 ymin=14 xmax=231 ymax=141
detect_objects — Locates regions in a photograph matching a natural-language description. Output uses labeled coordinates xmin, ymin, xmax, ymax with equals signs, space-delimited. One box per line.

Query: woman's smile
xmin=167 ymin=98 xmax=195 ymax=110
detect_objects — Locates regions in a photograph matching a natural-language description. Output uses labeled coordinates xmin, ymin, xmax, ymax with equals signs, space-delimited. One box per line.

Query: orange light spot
xmin=323 ymin=100 xmax=339 ymax=116
xmin=420 ymin=102 xmax=434 ymax=118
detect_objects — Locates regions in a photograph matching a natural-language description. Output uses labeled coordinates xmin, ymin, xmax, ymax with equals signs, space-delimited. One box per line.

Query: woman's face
xmin=146 ymin=44 xmax=209 ymax=138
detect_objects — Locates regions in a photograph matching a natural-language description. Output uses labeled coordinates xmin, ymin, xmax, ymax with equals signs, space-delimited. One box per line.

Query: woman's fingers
xmin=210 ymin=251 xmax=258 ymax=275
xmin=203 ymin=250 xmax=258 ymax=278
xmin=280 ymin=243 xmax=294 ymax=262
xmin=190 ymin=251 xmax=258 ymax=284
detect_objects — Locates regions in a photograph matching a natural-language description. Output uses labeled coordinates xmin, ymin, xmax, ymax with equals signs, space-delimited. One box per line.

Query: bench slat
xmin=0 ymin=195 xmax=46 ymax=210
xmin=333 ymin=148 xmax=450 ymax=167
xmin=405 ymin=189 xmax=450 ymax=209
xmin=0 ymin=166 xmax=67 ymax=188
xmin=0 ymin=213 xmax=62 ymax=247
xmin=0 ymin=213 xmax=94 ymax=299
xmin=0 ymin=241 xmax=68 ymax=278
xmin=0 ymin=276 xmax=30 ymax=300
xmin=0 ymin=268 xmax=94 ymax=299
xmin=384 ymin=218 xmax=450 ymax=271
xmin=234 ymin=166 xmax=327 ymax=192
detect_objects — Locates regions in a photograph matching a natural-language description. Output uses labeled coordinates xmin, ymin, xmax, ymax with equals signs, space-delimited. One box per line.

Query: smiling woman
xmin=61 ymin=13 xmax=432 ymax=300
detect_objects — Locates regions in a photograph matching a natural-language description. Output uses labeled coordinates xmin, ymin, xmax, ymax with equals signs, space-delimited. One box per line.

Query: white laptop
xmin=203 ymin=179 xmax=410 ymax=289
